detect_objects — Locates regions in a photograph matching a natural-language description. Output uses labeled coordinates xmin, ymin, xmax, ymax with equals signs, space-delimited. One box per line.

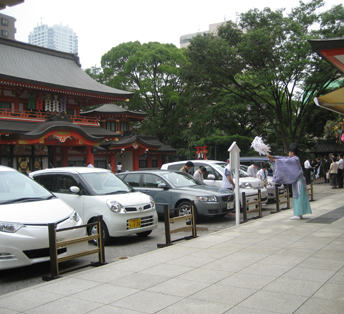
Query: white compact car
xmin=0 ymin=165 xmax=84 ymax=270
xmin=161 ymin=160 xmax=268 ymax=209
xmin=30 ymin=167 xmax=158 ymax=244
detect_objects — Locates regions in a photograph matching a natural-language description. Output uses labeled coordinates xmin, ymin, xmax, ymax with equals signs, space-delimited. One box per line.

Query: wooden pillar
xmin=85 ymin=146 xmax=94 ymax=166
xmin=157 ymin=154 xmax=162 ymax=168
xmin=110 ymin=154 xmax=115 ymax=172
xmin=147 ymin=155 xmax=152 ymax=168
xmin=61 ymin=146 xmax=69 ymax=167
xmin=133 ymin=150 xmax=139 ymax=171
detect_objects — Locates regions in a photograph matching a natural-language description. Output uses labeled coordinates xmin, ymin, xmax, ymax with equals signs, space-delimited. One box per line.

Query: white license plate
xmin=227 ymin=201 xmax=234 ymax=209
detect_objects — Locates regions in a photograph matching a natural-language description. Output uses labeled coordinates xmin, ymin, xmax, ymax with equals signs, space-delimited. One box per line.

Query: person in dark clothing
xmin=323 ymin=155 xmax=330 ymax=183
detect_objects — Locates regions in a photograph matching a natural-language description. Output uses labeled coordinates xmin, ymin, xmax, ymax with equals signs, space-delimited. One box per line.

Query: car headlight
xmin=107 ymin=200 xmax=126 ymax=213
xmin=0 ymin=221 xmax=25 ymax=233
xmin=239 ymin=182 xmax=252 ymax=188
xmin=197 ymin=196 xmax=218 ymax=202
xmin=149 ymin=196 xmax=155 ymax=208
xmin=69 ymin=211 xmax=80 ymax=222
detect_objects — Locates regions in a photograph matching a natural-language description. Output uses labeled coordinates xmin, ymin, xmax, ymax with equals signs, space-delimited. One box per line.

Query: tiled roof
xmin=81 ymin=104 xmax=147 ymax=116
xmin=0 ymin=38 xmax=133 ymax=99
xmin=310 ymin=140 xmax=344 ymax=154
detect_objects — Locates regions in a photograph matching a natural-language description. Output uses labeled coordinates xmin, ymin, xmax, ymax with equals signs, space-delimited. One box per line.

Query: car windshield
xmin=160 ymin=171 xmax=203 ymax=188
xmin=0 ymin=171 xmax=53 ymax=204
xmin=80 ymin=172 xmax=133 ymax=195
xmin=212 ymin=162 xmax=249 ymax=178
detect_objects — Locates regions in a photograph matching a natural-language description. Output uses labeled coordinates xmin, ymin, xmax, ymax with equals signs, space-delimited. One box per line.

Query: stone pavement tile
xmin=72 ymin=283 xmax=139 ymax=304
xmin=281 ymin=266 xmax=336 ymax=282
xmin=256 ymin=236 xmax=303 ymax=248
xmin=286 ymin=240 xmax=327 ymax=250
xmin=240 ymin=244 xmax=283 ymax=255
xmin=294 ymin=297 xmax=344 ymax=314
xmin=273 ymin=248 xmax=317 ymax=259
xmin=165 ymin=253 xmax=216 ymax=267
xmin=176 ymin=267 xmax=233 ymax=284
xmin=217 ymin=272 xmax=276 ymax=290
xmin=110 ymin=291 xmax=181 ymax=314
xmin=206 ymin=242 xmax=248 ymax=255
xmin=262 ymin=277 xmax=323 ymax=297
xmin=328 ymin=269 xmax=344 ymax=285
xmin=71 ymin=267 xmax=133 ymax=283
xmin=158 ymin=298 xmax=231 ymax=314
xmin=201 ymin=257 xmax=254 ymax=273
xmin=189 ymin=284 xmax=256 ymax=306
xmin=240 ymin=262 xmax=292 ymax=277
xmin=313 ymin=283 xmax=344 ymax=301
xmin=138 ymin=263 xmax=194 ymax=278
xmin=35 ymin=277 xmax=101 ymax=296
xmin=260 ymin=254 xmax=306 ymax=267
xmin=147 ymin=277 xmax=210 ymax=297
xmin=108 ymin=273 xmax=170 ymax=290
xmin=0 ymin=289 xmax=63 ymax=312
xmin=311 ymin=250 xmax=344 ymax=261
xmin=88 ymin=305 xmax=142 ymax=314
xmin=298 ymin=257 xmax=344 ymax=271
xmin=227 ymin=235 xmax=270 ymax=245
xmin=0 ymin=308 xmax=19 ymax=314
xmin=105 ymin=257 xmax=160 ymax=272
xmin=239 ymin=290 xmax=308 ymax=314
xmin=300 ymin=235 xmax=339 ymax=245
xmin=25 ymin=296 xmax=102 ymax=314
xmin=322 ymin=242 xmax=344 ymax=252
xmin=224 ymin=306 xmax=277 ymax=314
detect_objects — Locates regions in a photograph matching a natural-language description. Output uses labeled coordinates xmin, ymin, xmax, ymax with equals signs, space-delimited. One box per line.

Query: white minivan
xmin=30 ymin=167 xmax=158 ymax=244
xmin=0 ymin=166 xmax=85 ymax=270
xmin=161 ymin=160 xmax=268 ymax=209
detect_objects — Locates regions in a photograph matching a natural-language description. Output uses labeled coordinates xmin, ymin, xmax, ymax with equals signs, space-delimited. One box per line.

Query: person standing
xmin=268 ymin=143 xmax=312 ymax=220
xmin=323 ymin=155 xmax=330 ymax=183
xmin=304 ymin=157 xmax=312 ymax=184
xmin=117 ymin=161 xmax=122 ymax=173
xmin=179 ymin=161 xmax=194 ymax=174
xmin=107 ymin=162 xmax=113 ymax=172
xmin=314 ymin=157 xmax=323 ymax=184
xmin=221 ymin=162 xmax=235 ymax=191
xmin=257 ymin=163 xmax=268 ymax=187
xmin=87 ymin=162 xmax=94 ymax=168
xmin=329 ymin=156 xmax=339 ymax=189
xmin=336 ymin=153 xmax=344 ymax=188
xmin=194 ymin=166 xmax=206 ymax=182
xmin=247 ymin=163 xmax=259 ymax=177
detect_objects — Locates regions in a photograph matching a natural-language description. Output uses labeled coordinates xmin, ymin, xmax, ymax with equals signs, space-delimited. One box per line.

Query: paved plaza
xmin=0 ymin=183 xmax=343 ymax=313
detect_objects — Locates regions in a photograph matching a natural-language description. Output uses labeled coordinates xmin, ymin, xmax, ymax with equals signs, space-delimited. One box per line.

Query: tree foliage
xmin=183 ymin=0 xmax=344 ymax=152
xmin=100 ymin=41 xmax=188 ymax=146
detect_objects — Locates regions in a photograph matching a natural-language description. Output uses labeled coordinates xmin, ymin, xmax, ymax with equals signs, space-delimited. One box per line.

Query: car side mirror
xmin=158 ymin=183 xmax=169 ymax=189
xmin=207 ymin=174 xmax=216 ymax=180
xmin=69 ymin=186 xmax=80 ymax=194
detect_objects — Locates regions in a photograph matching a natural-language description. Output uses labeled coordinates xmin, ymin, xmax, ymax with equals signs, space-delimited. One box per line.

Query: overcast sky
xmin=3 ymin=0 xmax=343 ymax=69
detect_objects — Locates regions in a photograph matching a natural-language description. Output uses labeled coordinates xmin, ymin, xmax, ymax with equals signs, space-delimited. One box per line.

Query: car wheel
xmin=87 ymin=220 xmax=110 ymax=245
xmin=177 ymin=201 xmax=198 ymax=221
xmin=136 ymin=230 xmax=152 ymax=237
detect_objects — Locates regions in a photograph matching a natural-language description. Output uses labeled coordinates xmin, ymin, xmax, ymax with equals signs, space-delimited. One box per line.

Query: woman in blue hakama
xmin=268 ymin=143 xmax=312 ymax=220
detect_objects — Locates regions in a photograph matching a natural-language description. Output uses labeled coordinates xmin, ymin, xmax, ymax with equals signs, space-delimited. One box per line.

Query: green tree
xmin=183 ymin=0 xmax=344 ymax=152
xmin=100 ymin=41 xmax=188 ymax=146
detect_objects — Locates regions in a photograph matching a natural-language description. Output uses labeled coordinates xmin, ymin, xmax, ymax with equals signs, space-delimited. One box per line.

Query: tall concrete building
xmin=180 ymin=22 xmax=225 ymax=48
xmin=28 ymin=22 xmax=78 ymax=54
xmin=0 ymin=13 xmax=16 ymax=39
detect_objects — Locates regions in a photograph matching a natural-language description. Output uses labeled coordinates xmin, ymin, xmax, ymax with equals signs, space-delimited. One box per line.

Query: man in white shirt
xmin=337 ymin=153 xmax=344 ymax=188
xmin=247 ymin=163 xmax=259 ymax=177
xmin=304 ymin=157 xmax=312 ymax=184
xmin=257 ymin=163 xmax=268 ymax=187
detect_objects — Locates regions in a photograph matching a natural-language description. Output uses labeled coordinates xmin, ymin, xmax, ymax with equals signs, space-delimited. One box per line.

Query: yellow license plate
xmin=128 ymin=218 xmax=141 ymax=229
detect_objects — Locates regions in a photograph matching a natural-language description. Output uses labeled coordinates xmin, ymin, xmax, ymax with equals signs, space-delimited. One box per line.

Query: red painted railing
xmin=0 ymin=108 xmax=99 ymax=126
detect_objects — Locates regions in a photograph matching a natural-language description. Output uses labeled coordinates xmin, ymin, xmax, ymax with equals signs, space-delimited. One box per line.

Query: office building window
xmin=1 ymin=30 xmax=9 ymax=38
xmin=1 ymin=18 xmax=9 ymax=26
